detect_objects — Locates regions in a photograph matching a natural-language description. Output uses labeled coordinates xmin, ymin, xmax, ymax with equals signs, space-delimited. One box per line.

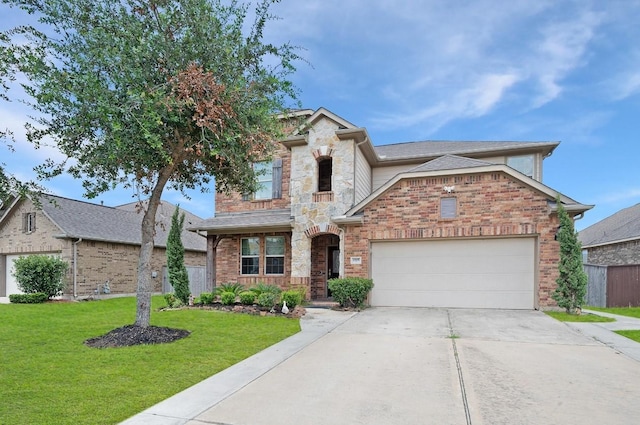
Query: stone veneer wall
xmin=586 ymin=240 xmax=640 ymax=265
xmin=342 ymin=172 xmax=562 ymax=309
xmin=289 ymin=118 xmax=356 ymax=279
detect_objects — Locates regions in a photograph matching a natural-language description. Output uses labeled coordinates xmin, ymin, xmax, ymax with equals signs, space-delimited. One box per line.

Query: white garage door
xmin=5 ymin=255 xmax=24 ymax=296
xmin=371 ymin=238 xmax=535 ymax=309
xmin=5 ymin=253 xmax=60 ymax=296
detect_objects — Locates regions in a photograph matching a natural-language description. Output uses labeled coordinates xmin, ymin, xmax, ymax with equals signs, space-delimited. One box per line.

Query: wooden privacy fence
xmin=584 ymin=263 xmax=640 ymax=307
xmin=162 ymin=265 xmax=209 ymax=297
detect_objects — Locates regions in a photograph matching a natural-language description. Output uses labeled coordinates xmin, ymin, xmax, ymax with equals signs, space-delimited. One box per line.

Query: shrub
xmin=12 ymin=255 xmax=68 ymax=298
xmin=328 ymin=277 xmax=374 ymax=308
xmin=199 ymin=292 xmax=215 ymax=305
xmin=280 ymin=290 xmax=303 ymax=309
xmin=257 ymin=292 xmax=277 ymax=308
xmin=220 ymin=291 xmax=237 ymax=305
xmin=164 ymin=293 xmax=183 ymax=308
xmin=167 ymin=206 xmax=191 ymax=304
xmin=9 ymin=293 xmax=48 ymax=304
xmin=249 ymin=282 xmax=281 ymax=297
xmin=239 ymin=291 xmax=256 ymax=305
xmin=215 ymin=282 xmax=244 ymax=296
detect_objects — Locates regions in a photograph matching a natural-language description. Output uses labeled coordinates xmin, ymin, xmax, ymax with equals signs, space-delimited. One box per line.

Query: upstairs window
xmin=243 ymin=158 xmax=283 ymax=201
xmin=253 ymin=161 xmax=273 ymax=200
xmin=440 ymin=198 xmax=457 ymax=219
xmin=318 ymin=158 xmax=332 ymax=192
xmin=241 ymin=237 xmax=260 ymax=275
xmin=507 ymin=155 xmax=534 ymax=178
xmin=22 ymin=212 xmax=36 ymax=233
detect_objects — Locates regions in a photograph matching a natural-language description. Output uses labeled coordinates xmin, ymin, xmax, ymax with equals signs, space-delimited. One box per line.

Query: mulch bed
xmin=84 ymin=325 xmax=191 ymax=348
xmin=84 ymin=303 xmax=306 ymax=349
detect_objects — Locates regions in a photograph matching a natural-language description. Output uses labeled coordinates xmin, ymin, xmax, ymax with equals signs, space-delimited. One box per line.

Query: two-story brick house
xmin=191 ymin=107 xmax=592 ymax=309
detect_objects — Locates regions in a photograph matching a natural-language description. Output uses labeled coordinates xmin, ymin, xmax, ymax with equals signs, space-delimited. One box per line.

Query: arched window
xmin=318 ymin=158 xmax=332 ymax=192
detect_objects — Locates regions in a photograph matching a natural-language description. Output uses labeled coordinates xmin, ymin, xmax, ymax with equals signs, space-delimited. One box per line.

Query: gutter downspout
xmin=73 ymin=238 xmax=82 ymax=298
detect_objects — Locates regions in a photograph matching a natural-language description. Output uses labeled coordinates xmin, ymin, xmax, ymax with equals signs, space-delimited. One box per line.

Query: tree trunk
xmin=134 ymin=173 xmax=172 ymax=327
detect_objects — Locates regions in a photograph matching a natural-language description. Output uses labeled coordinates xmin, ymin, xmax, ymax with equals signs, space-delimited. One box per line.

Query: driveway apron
xmin=126 ymin=308 xmax=640 ymax=425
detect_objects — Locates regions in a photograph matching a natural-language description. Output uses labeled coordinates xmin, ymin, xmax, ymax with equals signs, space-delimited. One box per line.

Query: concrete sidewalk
xmin=565 ymin=308 xmax=640 ymax=362
xmin=120 ymin=308 xmax=356 ymax=425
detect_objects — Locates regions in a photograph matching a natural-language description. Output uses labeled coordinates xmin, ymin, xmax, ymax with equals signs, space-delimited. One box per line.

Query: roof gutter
xmin=73 ymin=238 xmax=82 ymax=299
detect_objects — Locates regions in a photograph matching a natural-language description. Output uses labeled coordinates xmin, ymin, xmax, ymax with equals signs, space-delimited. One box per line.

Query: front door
xmin=327 ymin=246 xmax=340 ymax=297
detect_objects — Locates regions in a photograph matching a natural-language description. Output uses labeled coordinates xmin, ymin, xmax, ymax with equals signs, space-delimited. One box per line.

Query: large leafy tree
xmin=0 ymin=0 xmax=300 ymax=326
xmin=552 ymin=198 xmax=587 ymax=314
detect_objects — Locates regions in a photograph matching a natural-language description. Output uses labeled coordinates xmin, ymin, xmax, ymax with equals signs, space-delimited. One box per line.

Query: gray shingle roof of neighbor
xmin=190 ymin=209 xmax=293 ymax=233
xmin=578 ymin=203 xmax=640 ymax=247
xmin=407 ymin=155 xmax=494 ymax=173
xmin=39 ymin=195 xmax=206 ymax=251
xmin=374 ymin=140 xmax=559 ymax=160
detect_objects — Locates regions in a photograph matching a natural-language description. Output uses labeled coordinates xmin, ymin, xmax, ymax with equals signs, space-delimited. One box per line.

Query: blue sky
xmin=1 ymin=0 xmax=639 ymax=230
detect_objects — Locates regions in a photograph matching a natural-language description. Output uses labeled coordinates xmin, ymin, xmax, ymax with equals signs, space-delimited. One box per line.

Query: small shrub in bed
xmin=239 ymin=291 xmax=256 ymax=305
xmin=9 ymin=293 xmax=48 ymax=304
xmin=220 ymin=291 xmax=237 ymax=305
xmin=328 ymin=278 xmax=374 ymax=308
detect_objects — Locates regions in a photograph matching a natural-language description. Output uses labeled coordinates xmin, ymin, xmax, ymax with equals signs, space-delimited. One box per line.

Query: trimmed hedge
xmin=12 ymin=255 xmax=68 ymax=298
xmin=9 ymin=293 xmax=49 ymax=304
xmin=328 ymin=278 xmax=374 ymax=308
xmin=280 ymin=289 xmax=303 ymax=309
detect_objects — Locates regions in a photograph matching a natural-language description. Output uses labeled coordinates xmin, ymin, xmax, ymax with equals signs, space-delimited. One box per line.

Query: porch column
xmin=206 ymin=235 xmax=217 ymax=292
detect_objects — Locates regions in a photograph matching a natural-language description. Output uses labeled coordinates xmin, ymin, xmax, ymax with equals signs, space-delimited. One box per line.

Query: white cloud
xmin=595 ymin=188 xmax=640 ymax=205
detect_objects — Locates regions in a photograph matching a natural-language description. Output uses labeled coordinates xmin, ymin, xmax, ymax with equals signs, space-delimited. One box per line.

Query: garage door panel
xmin=371 ymin=238 xmax=535 ymax=309
xmin=373 ymin=273 xmax=532 ymax=292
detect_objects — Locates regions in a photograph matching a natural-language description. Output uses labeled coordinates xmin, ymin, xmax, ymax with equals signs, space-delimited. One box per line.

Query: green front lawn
xmin=615 ymin=330 xmax=640 ymax=343
xmin=587 ymin=306 xmax=640 ymax=319
xmin=0 ymin=296 xmax=300 ymax=425
xmin=544 ymin=311 xmax=616 ymax=322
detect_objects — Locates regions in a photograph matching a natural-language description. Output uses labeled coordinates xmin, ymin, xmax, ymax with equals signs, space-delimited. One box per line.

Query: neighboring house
xmin=189 ymin=107 xmax=592 ymax=310
xmin=0 ymin=195 xmax=206 ymax=298
xmin=579 ymin=203 xmax=640 ymax=265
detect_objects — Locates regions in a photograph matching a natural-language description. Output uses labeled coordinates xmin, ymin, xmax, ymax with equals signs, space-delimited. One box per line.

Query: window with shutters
xmin=440 ymin=198 xmax=457 ymax=219
xmin=22 ymin=212 xmax=36 ymax=233
xmin=253 ymin=161 xmax=273 ymax=200
xmin=243 ymin=158 xmax=283 ymax=201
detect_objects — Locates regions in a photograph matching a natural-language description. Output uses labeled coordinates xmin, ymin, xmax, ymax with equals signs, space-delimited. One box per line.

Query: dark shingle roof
xmin=578 ymin=203 xmax=640 ymax=247
xmin=374 ymin=140 xmax=559 ymax=161
xmin=39 ymin=195 xmax=205 ymax=251
xmin=190 ymin=209 xmax=293 ymax=233
xmin=407 ymin=155 xmax=493 ymax=173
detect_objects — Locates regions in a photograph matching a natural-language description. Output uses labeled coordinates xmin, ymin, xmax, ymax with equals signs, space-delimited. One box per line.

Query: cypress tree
xmin=167 ymin=205 xmax=190 ymax=304
xmin=552 ymin=197 xmax=587 ymax=314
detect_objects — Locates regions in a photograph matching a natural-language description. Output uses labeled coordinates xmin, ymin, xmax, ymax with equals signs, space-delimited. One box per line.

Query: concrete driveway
xmin=124 ymin=308 xmax=640 ymax=425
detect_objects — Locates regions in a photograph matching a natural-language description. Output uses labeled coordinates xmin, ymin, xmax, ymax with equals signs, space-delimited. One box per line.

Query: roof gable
xmin=5 ymin=195 xmax=206 ymax=251
xmin=374 ymin=140 xmax=559 ymax=162
xmin=578 ymin=203 xmax=640 ymax=247
xmin=407 ymin=155 xmax=493 ymax=173
xmin=341 ymin=157 xmax=591 ymax=217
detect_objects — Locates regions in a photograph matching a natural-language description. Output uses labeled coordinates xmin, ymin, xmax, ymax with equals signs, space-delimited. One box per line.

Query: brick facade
xmin=215 ymin=232 xmax=293 ymax=290
xmin=342 ymin=172 xmax=561 ymax=308
xmin=215 ymin=145 xmax=292 ymax=214
xmin=0 ymin=198 xmax=205 ymax=298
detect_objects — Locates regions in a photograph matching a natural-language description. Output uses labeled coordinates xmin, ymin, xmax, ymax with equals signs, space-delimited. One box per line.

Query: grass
xmin=615 ymin=330 xmax=640 ymax=343
xmin=0 ymin=296 xmax=300 ymax=425
xmin=586 ymin=306 xmax=640 ymax=319
xmin=544 ymin=311 xmax=615 ymax=322
xmin=586 ymin=307 xmax=640 ymax=343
